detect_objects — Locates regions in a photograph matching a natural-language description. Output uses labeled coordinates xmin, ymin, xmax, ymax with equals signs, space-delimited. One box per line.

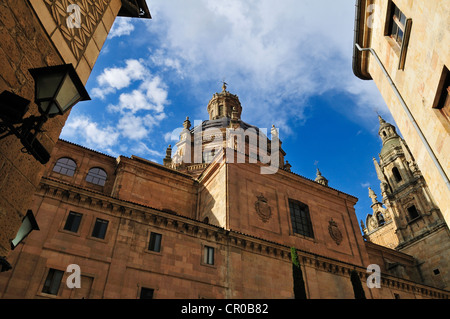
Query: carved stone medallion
xmin=255 ymin=194 xmax=272 ymax=223
xmin=328 ymin=218 xmax=343 ymax=245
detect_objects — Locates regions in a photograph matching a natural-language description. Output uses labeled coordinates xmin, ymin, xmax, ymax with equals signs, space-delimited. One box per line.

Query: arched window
xmin=53 ymin=157 xmax=77 ymax=177
xmin=376 ymin=212 xmax=385 ymax=226
xmin=392 ymin=166 xmax=402 ymax=182
xmin=86 ymin=168 xmax=107 ymax=186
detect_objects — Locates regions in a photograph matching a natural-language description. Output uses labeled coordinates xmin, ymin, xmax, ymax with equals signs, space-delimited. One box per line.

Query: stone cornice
xmin=37 ymin=177 xmax=450 ymax=298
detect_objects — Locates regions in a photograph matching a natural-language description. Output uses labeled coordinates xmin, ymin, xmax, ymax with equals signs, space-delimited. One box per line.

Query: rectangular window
xmin=388 ymin=4 xmax=407 ymax=46
xmin=289 ymin=199 xmax=314 ymax=238
xmin=148 ymin=232 xmax=162 ymax=252
xmin=407 ymin=205 xmax=420 ymax=221
xmin=204 ymin=246 xmax=214 ymax=265
xmin=432 ymin=65 xmax=450 ymax=119
xmin=63 ymin=211 xmax=82 ymax=233
xmin=42 ymin=268 xmax=64 ymax=295
xmin=91 ymin=218 xmax=109 ymax=239
xmin=140 ymin=287 xmax=154 ymax=299
xmin=386 ymin=1 xmax=412 ymax=69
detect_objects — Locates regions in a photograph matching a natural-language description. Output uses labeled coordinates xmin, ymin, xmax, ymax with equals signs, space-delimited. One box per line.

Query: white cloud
xmin=108 ymin=17 xmax=135 ymax=39
xmin=61 ymin=115 xmax=120 ymax=154
xmin=361 ymin=182 xmax=371 ymax=188
xmin=144 ymin=0 xmax=385 ymax=133
xmin=117 ymin=114 xmax=149 ymax=140
xmin=107 ymin=75 xmax=169 ymax=115
xmin=92 ymin=59 xmax=149 ymax=99
xmin=129 ymin=142 xmax=164 ymax=158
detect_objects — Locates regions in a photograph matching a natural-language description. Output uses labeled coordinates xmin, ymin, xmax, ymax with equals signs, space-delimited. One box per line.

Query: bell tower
xmin=363 ymin=116 xmax=450 ymax=289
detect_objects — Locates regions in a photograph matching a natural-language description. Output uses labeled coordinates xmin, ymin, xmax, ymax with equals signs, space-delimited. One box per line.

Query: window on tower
xmin=407 ymin=205 xmax=420 ymax=221
xmin=392 ymin=167 xmax=402 ymax=182
xmin=376 ymin=212 xmax=385 ymax=226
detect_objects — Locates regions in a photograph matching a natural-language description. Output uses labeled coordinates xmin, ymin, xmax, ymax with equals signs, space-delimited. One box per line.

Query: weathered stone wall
xmin=399 ymin=225 xmax=450 ymax=291
xmin=365 ymin=220 xmax=399 ymax=249
xmin=365 ymin=0 xmax=449 ymax=227
xmin=226 ymin=161 xmax=371 ymax=268
xmin=0 ymin=0 xmax=123 ymax=258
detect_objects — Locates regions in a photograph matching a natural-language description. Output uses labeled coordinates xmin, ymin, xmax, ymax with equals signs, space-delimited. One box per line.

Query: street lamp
xmin=29 ymin=63 xmax=90 ymax=118
xmin=0 ymin=63 xmax=90 ymax=164
xmin=10 ymin=210 xmax=40 ymax=250
xmin=0 ymin=210 xmax=40 ymax=272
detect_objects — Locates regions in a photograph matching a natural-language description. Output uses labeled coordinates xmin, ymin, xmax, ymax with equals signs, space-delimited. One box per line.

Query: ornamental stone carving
xmin=254 ymin=194 xmax=271 ymax=223
xmin=328 ymin=218 xmax=343 ymax=245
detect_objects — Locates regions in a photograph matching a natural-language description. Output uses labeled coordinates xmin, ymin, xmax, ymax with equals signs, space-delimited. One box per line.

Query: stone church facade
xmin=0 ymin=87 xmax=448 ymax=299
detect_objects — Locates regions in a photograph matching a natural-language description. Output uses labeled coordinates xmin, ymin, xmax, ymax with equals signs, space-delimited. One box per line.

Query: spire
xmin=368 ymin=187 xmax=386 ymax=219
xmin=378 ymin=115 xmax=400 ymax=146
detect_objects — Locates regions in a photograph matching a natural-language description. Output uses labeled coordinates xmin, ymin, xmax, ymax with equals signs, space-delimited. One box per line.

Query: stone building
xmin=0 ymin=0 xmax=151 ymax=267
xmin=353 ymin=0 xmax=450 ymax=228
xmin=0 ymin=87 xmax=448 ymax=299
xmin=362 ymin=116 xmax=450 ymax=291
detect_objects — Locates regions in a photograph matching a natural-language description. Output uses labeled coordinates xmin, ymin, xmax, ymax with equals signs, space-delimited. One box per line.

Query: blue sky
xmin=61 ymin=0 xmax=399 ymax=231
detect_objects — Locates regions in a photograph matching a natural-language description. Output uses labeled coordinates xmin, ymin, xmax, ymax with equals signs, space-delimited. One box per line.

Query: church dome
xmin=206 ymin=82 xmax=242 ymax=121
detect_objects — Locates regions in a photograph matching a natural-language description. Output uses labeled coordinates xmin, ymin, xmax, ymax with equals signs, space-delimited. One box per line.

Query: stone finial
xmin=165 ymin=145 xmax=172 ymax=158
xmin=368 ymin=187 xmax=378 ymax=204
xmin=163 ymin=145 xmax=173 ymax=167
xmin=360 ymin=219 xmax=366 ymax=230
xmin=284 ymin=160 xmax=292 ymax=172
xmin=315 ymin=168 xmax=328 ymax=186
xmin=222 ymin=81 xmax=227 ymax=92
xmin=183 ymin=117 xmax=191 ymax=130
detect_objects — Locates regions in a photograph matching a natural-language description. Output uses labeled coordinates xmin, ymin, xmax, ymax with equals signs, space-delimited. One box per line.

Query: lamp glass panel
xmin=55 ymin=74 xmax=81 ymax=113
xmin=34 ymin=72 xmax=65 ymax=104
xmin=39 ymin=101 xmax=60 ymax=117
xmin=10 ymin=217 xmax=33 ymax=248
